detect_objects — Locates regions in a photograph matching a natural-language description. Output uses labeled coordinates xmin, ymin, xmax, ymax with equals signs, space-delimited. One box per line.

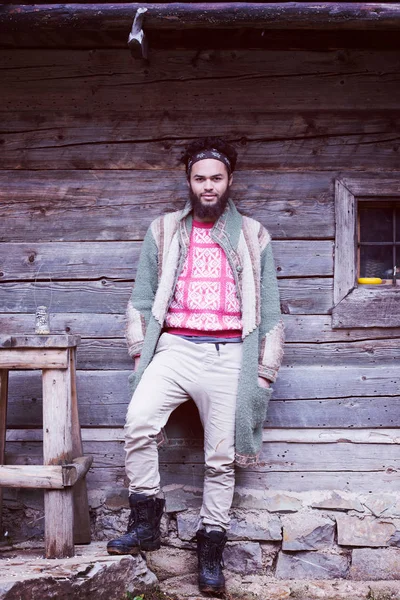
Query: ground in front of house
xmin=1 ymin=541 xmax=400 ymax=600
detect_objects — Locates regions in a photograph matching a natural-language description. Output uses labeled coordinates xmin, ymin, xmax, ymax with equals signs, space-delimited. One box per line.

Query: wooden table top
xmin=0 ymin=335 xmax=81 ymax=349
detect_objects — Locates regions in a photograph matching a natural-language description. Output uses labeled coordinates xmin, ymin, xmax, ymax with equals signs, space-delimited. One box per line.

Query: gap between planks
xmin=6 ymin=428 xmax=400 ymax=445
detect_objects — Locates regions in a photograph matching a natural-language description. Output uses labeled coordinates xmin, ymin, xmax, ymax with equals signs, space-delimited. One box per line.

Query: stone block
xmin=177 ymin=509 xmax=282 ymax=542
xmin=350 ymin=548 xmax=400 ymax=580
xmin=176 ymin=511 xmax=199 ymax=541
xmin=233 ymin=488 xmax=303 ymax=512
xmin=276 ymin=551 xmax=350 ymax=580
xmin=146 ymin=547 xmax=197 ymax=581
xmin=233 ymin=488 xmax=266 ymax=509
xmin=0 ymin=542 xmax=157 ymax=600
xmin=311 ymin=492 xmax=364 ymax=513
xmin=336 ymin=514 xmax=400 ymax=547
xmin=224 ymin=542 xmax=263 ymax=574
xmin=260 ymin=542 xmax=281 ymax=572
xmin=264 ymin=494 xmax=303 ymax=513
xmin=363 ymin=494 xmax=399 ymax=517
xmin=229 ymin=510 xmax=282 ymax=541
xmin=163 ymin=485 xmax=202 ymax=513
xmin=282 ymin=513 xmax=335 ymax=551
xmin=104 ymin=488 xmax=129 ymax=510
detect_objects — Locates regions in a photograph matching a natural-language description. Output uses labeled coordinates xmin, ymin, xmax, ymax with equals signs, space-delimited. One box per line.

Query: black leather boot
xmin=196 ymin=528 xmax=227 ymax=594
xmin=107 ymin=493 xmax=165 ymax=555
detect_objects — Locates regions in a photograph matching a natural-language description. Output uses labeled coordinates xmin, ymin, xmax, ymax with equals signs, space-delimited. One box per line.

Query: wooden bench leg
xmin=0 ymin=370 xmax=8 ymax=538
xmin=70 ymin=348 xmax=91 ymax=544
xmin=42 ymin=367 xmax=74 ymax=558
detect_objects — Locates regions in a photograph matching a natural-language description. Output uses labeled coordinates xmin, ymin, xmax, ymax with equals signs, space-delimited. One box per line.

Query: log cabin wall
xmin=1 ymin=38 xmax=400 ymax=563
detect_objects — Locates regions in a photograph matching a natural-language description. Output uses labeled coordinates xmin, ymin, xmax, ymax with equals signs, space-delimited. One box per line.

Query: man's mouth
xmin=201 ymin=194 xmax=217 ymax=200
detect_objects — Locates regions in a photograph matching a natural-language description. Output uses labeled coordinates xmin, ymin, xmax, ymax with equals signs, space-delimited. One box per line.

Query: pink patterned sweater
xmin=165 ymin=220 xmax=242 ymax=337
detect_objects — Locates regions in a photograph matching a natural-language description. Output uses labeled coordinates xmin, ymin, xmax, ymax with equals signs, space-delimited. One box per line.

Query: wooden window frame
xmin=332 ymin=178 xmax=400 ymax=328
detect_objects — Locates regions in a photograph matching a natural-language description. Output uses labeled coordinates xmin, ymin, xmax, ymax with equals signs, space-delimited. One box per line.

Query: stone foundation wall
xmin=3 ymin=487 xmax=400 ymax=581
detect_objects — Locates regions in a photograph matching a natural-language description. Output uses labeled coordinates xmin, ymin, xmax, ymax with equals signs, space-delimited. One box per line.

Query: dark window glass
xmin=358 ymin=200 xmax=400 ymax=285
xmin=359 ymin=245 xmax=393 ymax=279
xmin=359 ymin=207 xmax=392 ymax=243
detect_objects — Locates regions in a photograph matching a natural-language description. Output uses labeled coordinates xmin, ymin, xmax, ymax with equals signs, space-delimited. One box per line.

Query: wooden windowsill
xmin=332 ymin=286 xmax=400 ymax=328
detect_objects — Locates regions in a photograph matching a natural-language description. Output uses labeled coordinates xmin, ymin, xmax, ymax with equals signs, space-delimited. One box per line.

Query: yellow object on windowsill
xmin=358 ymin=277 xmax=383 ymax=284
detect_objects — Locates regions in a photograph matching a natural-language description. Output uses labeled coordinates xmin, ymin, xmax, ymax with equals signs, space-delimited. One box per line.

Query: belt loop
xmin=214 ymin=342 xmax=220 ymax=356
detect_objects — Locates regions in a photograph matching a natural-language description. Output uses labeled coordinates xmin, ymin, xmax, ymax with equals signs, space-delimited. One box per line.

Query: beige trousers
xmin=124 ymin=332 xmax=242 ymax=529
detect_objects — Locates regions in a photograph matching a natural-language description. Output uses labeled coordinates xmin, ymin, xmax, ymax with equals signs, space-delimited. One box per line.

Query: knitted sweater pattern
xmin=126 ymin=199 xmax=284 ymax=467
xmin=165 ymin=221 xmax=242 ymax=335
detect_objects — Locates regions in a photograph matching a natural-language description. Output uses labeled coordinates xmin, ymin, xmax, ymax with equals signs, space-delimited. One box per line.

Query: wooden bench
xmin=0 ymin=335 xmax=92 ymax=558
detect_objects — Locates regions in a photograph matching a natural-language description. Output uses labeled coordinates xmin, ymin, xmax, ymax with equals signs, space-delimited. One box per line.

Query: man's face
xmin=188 ymin=158 xmax=233 ymax=222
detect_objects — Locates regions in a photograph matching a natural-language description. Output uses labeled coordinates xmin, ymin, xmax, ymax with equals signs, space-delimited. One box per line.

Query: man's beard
xmin=189 ymin=186 xmax=230 ymax=221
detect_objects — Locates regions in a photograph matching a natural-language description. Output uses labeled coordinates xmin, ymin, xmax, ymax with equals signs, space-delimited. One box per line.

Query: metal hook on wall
xmin=128 ymin=7 xmax=148 ymax=60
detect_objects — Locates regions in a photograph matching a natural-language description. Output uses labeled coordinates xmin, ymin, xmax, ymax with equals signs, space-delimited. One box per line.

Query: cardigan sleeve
xmin=258 ymin=240 xmax=285 ymax=382
xmin=125 ymin=225 xmax=159 ymax=358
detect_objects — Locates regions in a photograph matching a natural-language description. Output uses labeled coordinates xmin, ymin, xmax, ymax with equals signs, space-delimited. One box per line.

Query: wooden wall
xmin=1 ymin=46 xmax=400 ymax=504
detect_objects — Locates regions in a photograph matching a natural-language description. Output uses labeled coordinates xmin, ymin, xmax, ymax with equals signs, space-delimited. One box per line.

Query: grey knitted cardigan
xmin=126 ymin=199 xmax=284 ymax=467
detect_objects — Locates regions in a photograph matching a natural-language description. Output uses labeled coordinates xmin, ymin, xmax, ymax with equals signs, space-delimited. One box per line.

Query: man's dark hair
xmin=181 ymin=137 xmax=238 ymax=175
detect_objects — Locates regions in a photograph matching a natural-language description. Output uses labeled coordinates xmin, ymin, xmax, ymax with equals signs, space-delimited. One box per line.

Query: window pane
xmin=360 ymin=245 xmax=394 ymax=279
xmin=359 ymin=206 xmax=393 ymax=242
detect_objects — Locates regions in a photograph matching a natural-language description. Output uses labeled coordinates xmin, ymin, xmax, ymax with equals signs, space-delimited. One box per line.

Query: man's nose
xmin=204 ymin=180 xmax=214 ymax=190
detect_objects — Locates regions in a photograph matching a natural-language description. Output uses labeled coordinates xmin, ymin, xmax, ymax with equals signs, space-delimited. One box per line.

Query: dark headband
xmin=187 ymin=149 xmax=232 ymax=175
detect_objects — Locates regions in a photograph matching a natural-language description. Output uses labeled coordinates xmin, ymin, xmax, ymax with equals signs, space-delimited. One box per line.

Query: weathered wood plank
xmin=4 ymin=336 xmax=390 ymax=371
xmin=5 ymin=366 xmax=400 ymax=429
xmin=0 ymin=169 xmax=335 ymax=241
xmin=1 ymin=313 xmax=399 ymax=343
xmin=86 ymin=467 xmax=400 ymax=493
xmin=283 ymin=315 xmax=400 ymax=343
xmin=8 ymin=333 xmax=400 ymax=372
xmin=333 ymin=179 xmax=356 ymax=306
xmin=2 ymin=110 xmax=400 ymax=171
xmin=7 ymin=438 xmax=400 ymax=472
xmin=8 ymin=427 xmax=400 ymax=445
xmin=0 ymin=278 xmax=332 ymax=315
xmin=266 ymin=397 xmax=400 ymax=429
xmin=0 ymin=348 xmax=68 ymax=370
xmin=0 ymin=370 xmax=8 ymax=534
xmin=42 ymin=366 xmax=74 ymax=558
xmin=3 ymin=48 xmax=400 ymax=81
xmin=2 ymin=49 xmax=400 ymax=111
xmin=333 ymin=286 xmax=400 ymax=329
xmin=2 ymin=3 xmax=400 ymax=38
xmin=0 ymin=240 xmax=332 ymax=281
xmin=0 ymin=313 xmax=126 ymax=338
xmin=6 ymin=382 xmax=400 ymax=428
xmin=0 ymin=464 xmax=64 ymax=489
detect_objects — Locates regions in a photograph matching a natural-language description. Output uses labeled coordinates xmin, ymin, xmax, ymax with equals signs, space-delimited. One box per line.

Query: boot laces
xmin=205 ymin=540 xmax=224 ymax=570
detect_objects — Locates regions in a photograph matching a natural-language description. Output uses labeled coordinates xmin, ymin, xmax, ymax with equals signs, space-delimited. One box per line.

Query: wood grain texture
xmin=0 ymin=240 xmax=332 ymax=281
xmin=5 ymin=367 xmax=400 ymax=429
xmin=1 ymin=313 xmax=399 ymax=343
xmin=333 ymin=179 xmax=356 ymax=305
xmin=3 ymin=3 xmax=400 ymax=35
xmin=333 ymin=286 xmax=400 ymax=328
xmin=0 ymin=464 xmax=64 ymax=488
xmin=0 ymin=335 xmax=80 ymax=349
xmin=7 ymin=436 xmax=400 ymax=473
xmin=0 ymin=169 xmax=335 ymax=241
xmin=2 ymin=49 xmax=400 ymax=112
xmin=9 ymin=426 xmax=400 ymax=445
xmin=69 ymin=348 xmax=91 ymax=544
xmin=2 ymin=110 xmax=400 ymax=171
xmin=0 ymin=348 xmax=68 ymax=370
xmin=0 ymin=370 xmax=8 ymax=534
xmin=0 ymin=278 xmax=333 ymax=315
xmin=10 ymin=337 xmax=393 ymax=371
xmin=42 ymin=367 xmax=74 ymax=557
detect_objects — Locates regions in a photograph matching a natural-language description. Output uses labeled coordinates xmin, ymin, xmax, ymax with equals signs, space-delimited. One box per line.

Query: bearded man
xmin=107 ymin=137 xmax=284 ymax=594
